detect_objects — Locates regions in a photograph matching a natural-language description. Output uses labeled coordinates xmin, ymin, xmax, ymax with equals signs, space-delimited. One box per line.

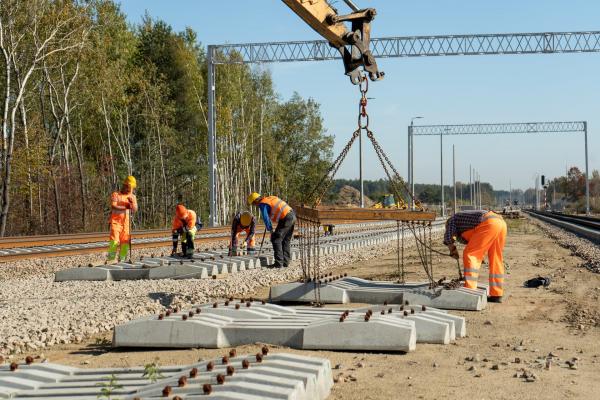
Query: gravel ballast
xmin=0 ymin=228 xmax=442 ymax=357
xmin=530 ymin=217 xmax=600 ymax=273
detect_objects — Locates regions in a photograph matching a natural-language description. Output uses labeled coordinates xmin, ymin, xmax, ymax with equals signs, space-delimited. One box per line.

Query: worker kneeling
xmin=107 ymin=176 xmax=138 ymax=262
xmin=248 ymin=192 xmax=295 ymax=268
xmin=229 ymin=211 xmax=256 ymax=256
xmin=172 ymin=204 xmax=202 ymax=258
xmin=444 ymin=210 xmax=507 ymax=303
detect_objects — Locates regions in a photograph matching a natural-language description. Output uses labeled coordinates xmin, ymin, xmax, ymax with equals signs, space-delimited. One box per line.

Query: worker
xmin=247 ymin=192 xmax=295 ymax=268
xmin=228 ymin=211 xmax=256 ymax=256
xmin=444 ymin=210 xmax=507 ymax=303
xmin=323 ymin=224 xmax=335 ymax=236
xmin=107 ymin=176 xmax=138 ymax=262
xmin=171 ymin=204 xmax=202 ymax=258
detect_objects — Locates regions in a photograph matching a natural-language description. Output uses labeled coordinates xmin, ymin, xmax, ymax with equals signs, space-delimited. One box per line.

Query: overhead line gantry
xmin=207 ymin=31 xmax=600 ymax=226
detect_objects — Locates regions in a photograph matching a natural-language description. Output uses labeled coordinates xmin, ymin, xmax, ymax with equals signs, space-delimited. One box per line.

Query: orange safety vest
xmin=260 ymin=196 xmax=291 ymax=223
xmin=109 ymin=191 xmax=137 ymax=223
xmin=172 ymin=209 xmax=197 ymax=231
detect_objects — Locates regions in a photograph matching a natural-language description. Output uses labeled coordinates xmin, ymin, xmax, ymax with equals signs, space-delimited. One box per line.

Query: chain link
xmin=305 ymin=129 xmax=361 ymax=206
xmin=301 ymin=71 xmax=441 ymax=289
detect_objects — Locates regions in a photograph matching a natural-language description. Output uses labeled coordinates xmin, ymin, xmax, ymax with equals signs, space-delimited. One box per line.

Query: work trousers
xmin=173 ymin=226 xmax=197 ymax=257
xmin=271 ymin=211 xmax=295 ymax=267
xmin=108 ymin=218 xmax=130 ymax=261
xmin=461 ymin=212 xmax=507 ymax=297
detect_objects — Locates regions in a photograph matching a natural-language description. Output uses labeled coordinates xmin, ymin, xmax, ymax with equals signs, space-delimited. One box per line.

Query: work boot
xmin=487 ymin=296 xmax=503 ymax=303
xmin=181 ymin=242 xmax=187 ymax=257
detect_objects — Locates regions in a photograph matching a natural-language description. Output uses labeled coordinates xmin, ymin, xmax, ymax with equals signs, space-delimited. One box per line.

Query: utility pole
xmin=407 ymin=125 xmax=411 ymax=209
xmin=453 ymin=145 xmax=456 ymax=214
xmin=479 ymin=173 xmax=482 ymax=209
xmin=409 ymin=117 xmax=423 ymax=210
xmin=473 ymin=169 xmax=477 ymax=209
xmin=584 ymin=122 xmax=590 ymax=215
xmin=207 ymin=46 xmax=218 ymax=227
xmin=469 ymin=165 xmax=473 ymax=206
xmin=535 ymin=175 xmax=539 ymax=210
xmin=509 ymin=179 xmax=512 ymax=207
xmin=474 ymin=171 xmax=478 ymax=209
xmin=440 ymin=130 xmax=445 ymax=217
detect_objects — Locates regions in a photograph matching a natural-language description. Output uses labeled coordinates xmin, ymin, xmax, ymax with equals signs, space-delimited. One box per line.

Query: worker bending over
xmin=444 ymin=210 xmax=507 ymax=303
xmin=108 ymin=176 xmax=138 ymax=262
xmin=171 ymin=204 xmax=202 ymax=258
xmin=229 ymin=211 xmax=256 ymax=256
xmin=248 ymin=193 xmax=295 ymax=268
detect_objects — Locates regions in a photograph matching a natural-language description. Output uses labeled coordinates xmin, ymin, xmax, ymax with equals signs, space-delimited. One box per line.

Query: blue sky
xmin=119 ymin=0 xmax=599 ymax=191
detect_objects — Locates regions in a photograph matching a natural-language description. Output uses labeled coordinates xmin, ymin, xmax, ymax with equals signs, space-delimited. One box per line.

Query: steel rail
xmin=526 ymin=210 xmax=600 ymax=243
xmin=0 ymin=221 xmax=404 ymax=263
xmin=0 ymin=227 xmax=229 ymax=249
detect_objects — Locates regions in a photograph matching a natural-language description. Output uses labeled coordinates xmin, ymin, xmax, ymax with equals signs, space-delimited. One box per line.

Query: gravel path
xmin=1 ymin=235 xmax=434 ymax=357
xmin=530 ymin=217 xmax=600 ymax=273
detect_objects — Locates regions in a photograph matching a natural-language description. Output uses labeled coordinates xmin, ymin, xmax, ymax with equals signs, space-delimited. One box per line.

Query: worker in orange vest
xmin=247 ymin=192 xmax=295 ymax=268
xmin=171 ymin=204 xmax=202 ymax=258
xmin=228 ymin=211 xmax=256 ymax=256
xmin=444 ymin=210 xmax=507 ymax=303
xmin=107 ymin=176 xmax=138 ymax=261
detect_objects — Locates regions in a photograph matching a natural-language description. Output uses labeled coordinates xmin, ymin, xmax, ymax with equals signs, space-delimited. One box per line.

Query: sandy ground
xmin=32 ymin=218 xmax=600 ymax=399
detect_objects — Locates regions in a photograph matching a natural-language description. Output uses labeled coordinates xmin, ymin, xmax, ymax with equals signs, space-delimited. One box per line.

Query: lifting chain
xmin=300 ymin=71 xmax=447 ymax=293
xmin=306 ymin=129 xmax=360 ymax=207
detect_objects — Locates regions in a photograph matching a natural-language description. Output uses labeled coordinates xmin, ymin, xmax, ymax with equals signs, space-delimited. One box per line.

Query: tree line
xmin=0 ymin=0 xmax=333 ymax=236
xmin=333 ymin=166 xmax=600 ymax=213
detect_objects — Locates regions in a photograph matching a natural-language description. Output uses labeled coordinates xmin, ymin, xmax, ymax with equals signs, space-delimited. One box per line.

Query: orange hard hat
xmin=176 ymin=204 xmax=188 ymax=219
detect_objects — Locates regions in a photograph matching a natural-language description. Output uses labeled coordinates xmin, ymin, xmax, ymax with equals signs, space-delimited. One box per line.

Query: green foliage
xmin=96 ymin=374 xmax=122 ymax=400
xmin=2 ymin=1 xmax=333 ymax=234
xmin=142 ymin=358 xmax=164 ymax=383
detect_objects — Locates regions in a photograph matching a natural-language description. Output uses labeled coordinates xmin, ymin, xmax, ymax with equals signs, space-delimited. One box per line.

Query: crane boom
xmin=282 ymin=0 xmax=384 ymax=84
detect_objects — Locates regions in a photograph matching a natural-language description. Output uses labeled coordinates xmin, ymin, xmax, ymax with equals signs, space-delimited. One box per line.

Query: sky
xmin=119 ymin=0 xmax=600 ymax=191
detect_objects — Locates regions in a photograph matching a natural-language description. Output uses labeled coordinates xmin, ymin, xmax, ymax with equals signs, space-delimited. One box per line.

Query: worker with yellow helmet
xmin=228 ymin=211 xmax=256 ymax=256
xmin=247 ymin=192 xmax=295 ymax=268
xmin=107 ymin=175 xmax=138 ymax=261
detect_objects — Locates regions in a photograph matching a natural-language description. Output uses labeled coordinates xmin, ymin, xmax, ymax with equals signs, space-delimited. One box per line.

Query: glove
xmin=448 ymin=245 xmax=459 ymax=260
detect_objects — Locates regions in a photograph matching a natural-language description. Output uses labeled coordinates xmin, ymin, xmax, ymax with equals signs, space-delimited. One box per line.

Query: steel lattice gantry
xmin=407 ymin=121 xmax=590 ymax=214
xmin=206 ymin=31 xmax=600 ymax=226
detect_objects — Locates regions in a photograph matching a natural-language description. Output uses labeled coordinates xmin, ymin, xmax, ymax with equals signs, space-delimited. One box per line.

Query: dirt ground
xmin=38 ymin=218 xmax=600 ymax=399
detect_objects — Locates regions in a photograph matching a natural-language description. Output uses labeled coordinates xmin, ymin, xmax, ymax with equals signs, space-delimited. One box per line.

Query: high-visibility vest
xmin=260 ymin=196 xmax=292 ymax=223
xmin=109 ymin=191 xmax=136 ymax=222
xmin=172 ymin=209 xmax=198 ymax=231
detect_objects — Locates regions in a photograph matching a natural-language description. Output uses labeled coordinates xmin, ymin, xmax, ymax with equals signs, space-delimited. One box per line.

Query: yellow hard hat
xmin=240 ymin=211 xmax=252 ymax=227
xmin=124 ymin=175 xmax=137 ymax=189
xmin=247 ymin=192 xmax=261 ymax=205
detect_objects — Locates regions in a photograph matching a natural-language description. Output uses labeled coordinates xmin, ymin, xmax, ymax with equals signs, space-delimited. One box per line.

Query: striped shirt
xmin=443 ymin=210 xmax=489 ymax=245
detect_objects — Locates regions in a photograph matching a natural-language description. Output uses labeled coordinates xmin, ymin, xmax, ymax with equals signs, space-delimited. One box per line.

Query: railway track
xmin=526 ymin=210 xmax=600 ymax=243
xmin=0 ymin=221 xmax=416 ymax=263
xmin=0 ymin=227 xmax=233 ymax=263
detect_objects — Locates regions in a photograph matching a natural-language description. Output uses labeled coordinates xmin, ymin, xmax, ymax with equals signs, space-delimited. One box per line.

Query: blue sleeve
xmin=258 ymin=203 xmax=273 ymax=231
